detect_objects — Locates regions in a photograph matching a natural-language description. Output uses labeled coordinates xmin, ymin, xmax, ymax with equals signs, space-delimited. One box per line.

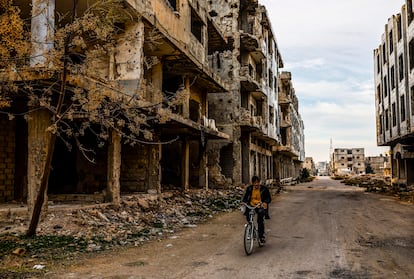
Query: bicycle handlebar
xmin=241 ymin=202 xmax=263 ymax=210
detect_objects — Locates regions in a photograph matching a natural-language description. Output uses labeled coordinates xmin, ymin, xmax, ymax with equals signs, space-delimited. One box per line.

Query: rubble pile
xmin=340 ymin=175 xmax=413 ymax=202
xmin=1 ymin=188 xmax=245 ymax=263
xmin=44 ymin=188 xmax=244 ymax=247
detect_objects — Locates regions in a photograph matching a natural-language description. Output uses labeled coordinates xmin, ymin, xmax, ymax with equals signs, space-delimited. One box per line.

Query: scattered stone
xmin=12 ymin=248 xmax=26 ymax=256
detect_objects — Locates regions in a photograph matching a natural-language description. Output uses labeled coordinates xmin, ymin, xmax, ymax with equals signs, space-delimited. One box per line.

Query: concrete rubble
xmin=1 ymin=188 xmax=245 ymax=251
xmin=340 ymin=175 xmax=414 ymax=203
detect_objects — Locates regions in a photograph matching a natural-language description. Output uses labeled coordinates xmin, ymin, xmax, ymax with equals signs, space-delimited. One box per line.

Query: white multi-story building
xmin=374 ymin=1 xmax=414 ymax=188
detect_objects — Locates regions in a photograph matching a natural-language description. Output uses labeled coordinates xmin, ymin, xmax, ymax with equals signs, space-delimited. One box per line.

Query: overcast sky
xmin=258 ymin=0 xmax=404 ymax=163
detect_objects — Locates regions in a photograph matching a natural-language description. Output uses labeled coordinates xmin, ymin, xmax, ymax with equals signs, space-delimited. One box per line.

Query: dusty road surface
xmin=49 ymin=177 xmax=413 ymax=279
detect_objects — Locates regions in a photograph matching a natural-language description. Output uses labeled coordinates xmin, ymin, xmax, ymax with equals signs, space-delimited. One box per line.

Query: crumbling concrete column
xmin=199 ymin=147 xmax=208 ymax=190
xmin=182 ymin=77 xmax=191 ymax=118
xmin=107 ymin=130 xmax=121 ymax=205
xmin=182 ymin=138 xmax=190 ymax=190
xmin=148 ymin=144 xmax=161 ymax=194
xmin=30 ymin=0 xmax=55 ymax=67
xmin=27 ymin=110 xmax=51 ymax=216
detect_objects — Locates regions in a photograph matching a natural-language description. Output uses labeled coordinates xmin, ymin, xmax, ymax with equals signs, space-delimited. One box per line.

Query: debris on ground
xmin=337 ymin=175 xmax=414 ymax=203
xmin=0 ymin=188 xmax=246 ymax=276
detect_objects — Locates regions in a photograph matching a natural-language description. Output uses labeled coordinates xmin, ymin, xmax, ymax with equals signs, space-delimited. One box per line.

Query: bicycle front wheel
xmin=244 ymin=223 xmax=254 ymax=255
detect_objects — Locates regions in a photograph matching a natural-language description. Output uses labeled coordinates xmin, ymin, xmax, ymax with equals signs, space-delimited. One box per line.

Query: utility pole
xmin=329 ymin=138 xmax=333 ymax=175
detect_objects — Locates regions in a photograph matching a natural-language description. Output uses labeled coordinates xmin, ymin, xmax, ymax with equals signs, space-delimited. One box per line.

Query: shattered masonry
xmin=0 ymin=0 xmax=305 ymax=215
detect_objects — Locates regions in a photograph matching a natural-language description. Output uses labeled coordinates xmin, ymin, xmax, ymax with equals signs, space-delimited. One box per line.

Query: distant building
xmin=303 ymin=157 xmax=316 ymax=175
xmin=373 ymin=1 xmax=414 ymax=188
xmin=365 ymin=154 xmax=389 ymax=175
xmin=331 ymin=148 xmax=365 ymax=175
xmin=316 ymin=161 xmax=329 ymax=176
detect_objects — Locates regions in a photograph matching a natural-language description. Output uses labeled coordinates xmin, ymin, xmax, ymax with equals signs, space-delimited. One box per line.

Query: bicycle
xmin=241 ymin=202 xmax=265 ymax=255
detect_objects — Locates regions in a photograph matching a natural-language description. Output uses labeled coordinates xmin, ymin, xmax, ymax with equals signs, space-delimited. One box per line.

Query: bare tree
xmin=0 ymin=0 xmax=183 ymax=236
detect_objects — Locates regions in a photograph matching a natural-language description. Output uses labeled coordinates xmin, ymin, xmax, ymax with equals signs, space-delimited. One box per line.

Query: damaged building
xmin=374 ymin=0 xmax=414 ymax=188
xmin=331 ymin=148 xmax=366 ymax=175
xmin=0 ymin=0 xmax=305 ymax=215
xmin=274 ymin=71 xmax=305 ymax=183
xmin=207 ymin=0 xmax=305 ymax=186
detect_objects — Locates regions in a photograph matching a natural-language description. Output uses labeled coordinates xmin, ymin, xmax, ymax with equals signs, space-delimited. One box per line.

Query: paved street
xmin=50 ymin=177 xmax=414 ymax=279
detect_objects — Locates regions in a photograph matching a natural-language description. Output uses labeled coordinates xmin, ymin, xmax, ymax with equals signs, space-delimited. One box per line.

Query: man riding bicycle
xmin=242 ymin=176 xmax=271 ymax=243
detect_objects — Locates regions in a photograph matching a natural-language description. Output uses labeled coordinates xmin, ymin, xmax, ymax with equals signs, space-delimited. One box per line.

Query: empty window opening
xmin=401 ymin=95 xmax=406 ymax=122
xmin=161 ymin=141 xmax=183 ymax=190
xmin=219 ymin=144 xmax=234 ymax=178
xmin=166 ymin=0 xmax=177 ymax=11
xmin=377 ymin=85 xmax=381 ymax=103
xmin=411 ymin=86 xmax=414 ymax=115
xmin=399 ymin=54 xmax=404 ymax=82
xmin=377 ymin=54 xmax=381 ymax=73
xmin=389 ymin=30 xmax=393 ymax=53
xmin=269 ymin=106 xmax=274 ymax=124
xmin=409 ymin=38 xmax=414 ymax=70
xmin=397 ymin=15 xmax=402 ymax=41
xmin=191 ymin=7 xmax=204 ymax=44
xmin=163 ymin=75 xmax=184 ymax=114
xmin=189 ymin=99 xmax=200 ymax=123
xmin=380 ymin=114 xmax=383 ymax=134
xmin=385 ymin=109 xmax=389 ymax=130
xmin=48 ymin=132 xmax=108 ymax=195
xmin=392 ymin=103 xmax=397 ymax=127
xmin=391 ymin=65 xmax=395 ymax=89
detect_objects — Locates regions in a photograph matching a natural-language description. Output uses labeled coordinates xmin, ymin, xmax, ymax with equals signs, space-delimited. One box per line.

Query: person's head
xmin=252 ymin=176 xmax=260 ymax=187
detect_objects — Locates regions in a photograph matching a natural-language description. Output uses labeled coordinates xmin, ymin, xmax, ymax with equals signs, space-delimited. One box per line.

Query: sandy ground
xmin=46 ymin=176 xmax=414 ymax=279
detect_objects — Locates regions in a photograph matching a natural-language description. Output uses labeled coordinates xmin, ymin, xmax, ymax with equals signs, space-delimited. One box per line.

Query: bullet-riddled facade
xmin=274 ymin=71 xmax=305 ymax=182
xmin=207 ymin=0 xmax=305 ymax=186
xmin=0 ymin=0 xmax=231 ymax=208
xmin=0 ymin=0 xmax=305 ymax=212
xmin=332 ymin=148 xmax=365 ymax=175
xmin=374 ymin=1 xmax=414 ymax=188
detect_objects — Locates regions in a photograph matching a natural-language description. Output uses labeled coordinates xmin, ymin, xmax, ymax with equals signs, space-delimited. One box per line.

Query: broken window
xmin=269 ymin=106 xmax=274 ymax=124
xmin=401 ymin=95 xmax=406 ymax=122
xmin=411 ymin=86 xmax=414 ymax=115
xmin=389 ymin=30 xmax=393 ymax=53
xmin=382 ymin=43 xmax=387 ymax=64
xmin=268 ymin=69 xmax=273 ymax=88
xmin=166 ymin=0 xmax=178 ymax=11
xmin=377 ymin=54 xmax=380 ymax=73
xmin=390 ymin=65 xmax=395 ymax=90
xmin=384 ymin=76 xmax=388 ymax=97
xmin=397 ymin=15 xmax=402 ymax=41
xmin=379 ymin=114 xmax=383 ymax=134
xmin=377 ymin=85 xmax=381 ymax=103
xmin=409 ymin=38 xmax=414 ymax=70
xmin=191 ymin=7 xmax=204 ymax=44
xmin=399 ymin=54 xmax=404 ymax=82
xmin=385 ymin=109 xmax=389 ymax=130
xmin=268 ymin=36 xmax=273 ymax=55
xmin=189 ymin=99 xmax=200 ymax=123
xmin=392 ymin=103 xmax=396 ymax=127
xmin=162 ymin=75 xmax=184 ymax=115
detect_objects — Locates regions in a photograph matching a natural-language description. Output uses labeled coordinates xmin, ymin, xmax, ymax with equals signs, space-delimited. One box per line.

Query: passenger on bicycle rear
xmin=242 ymin=175 xmax=272 ymax=243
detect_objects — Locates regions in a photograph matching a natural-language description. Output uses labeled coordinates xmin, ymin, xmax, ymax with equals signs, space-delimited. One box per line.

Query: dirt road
xmin=49 ymin=177 xmax=414 ymax=279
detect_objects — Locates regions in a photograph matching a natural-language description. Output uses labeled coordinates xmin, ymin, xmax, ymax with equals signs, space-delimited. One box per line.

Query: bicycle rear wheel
xmin=244 ymin=223 xmax=254 ymax=255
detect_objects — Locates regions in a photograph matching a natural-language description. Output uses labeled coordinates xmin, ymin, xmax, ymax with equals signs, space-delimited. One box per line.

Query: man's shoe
xmin=265 ymin=214 xmax=271 ymax=220
xmin=260 ymin=237 xmax=266 ymax=243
